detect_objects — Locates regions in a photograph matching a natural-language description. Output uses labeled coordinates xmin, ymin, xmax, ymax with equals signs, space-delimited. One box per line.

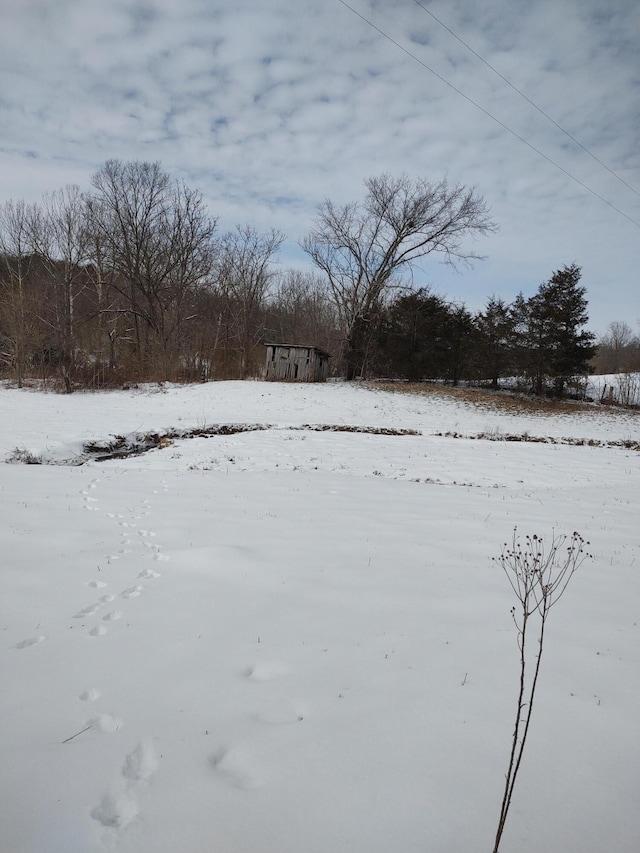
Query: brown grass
xmin=366 ymin=381 xmax=609 ymax=418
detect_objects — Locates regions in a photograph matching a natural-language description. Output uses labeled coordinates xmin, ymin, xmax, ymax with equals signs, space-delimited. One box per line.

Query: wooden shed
xmin=264 ymin=344 xmax=330 ymax=382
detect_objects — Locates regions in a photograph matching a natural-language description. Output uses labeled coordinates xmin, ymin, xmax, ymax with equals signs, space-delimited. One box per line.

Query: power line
xmin=411 ymin=0 xmax=640 ymax=199
xmin=335 ymin=0 xmax=640 ymax=229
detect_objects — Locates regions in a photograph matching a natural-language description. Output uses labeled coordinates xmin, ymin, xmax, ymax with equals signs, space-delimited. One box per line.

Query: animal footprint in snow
xmin=102 ymin=610 xmax=122 ymax=622
xmin=138 ymin=568 xmax=161 ymax=579
xmin=74 ymin=603 xmax=101 ymax=618
xmin=15 ymin=635 xmax=46 ymax=649
xmin=244 ymin=661 xmax=289 ymax=681
xmin=91 ymin=741 xmax=155 ymax=830
xmin=138 ymin=529 xmax=156 ymax=538
xmin=121 ymin=585 xmax=144 ymax=599
xmin=88 ymin=580 xmax=107 ymax=589
xmin=209 ymin=747 xmax=265 ymax=790
xmin=99 ymin=594 xmax=115 ymax=603
xmin=91 ymin=789 xmax=138 ymax=829
xmin=89 ymin=713 xmax=122 ymax=733
xmin=143 ymin=543 xmax=169 ymax=561
xmin=79 ymin=688 xmax=101 ymax=702
xmin=90 ymin=625 xmax=107 ymax=637
xmin=153 ymin=552 xmax=170 ymax=562
xmin=122 ymin=741 xmax=157 ymax=783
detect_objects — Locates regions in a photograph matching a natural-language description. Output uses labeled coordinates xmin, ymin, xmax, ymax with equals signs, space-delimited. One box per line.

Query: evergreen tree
xmin=521 ymin=264 xmax=596 ymax=395
xmin=444 ymin=303 xmax=476 ymax=386
xmin=475 ymin=296 xmax=515 ymax=388
xmin=376 ymin=289 xmax=453 ymax=380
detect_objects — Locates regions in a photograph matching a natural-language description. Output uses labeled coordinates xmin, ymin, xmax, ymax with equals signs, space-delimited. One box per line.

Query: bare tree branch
xmin=302 ymin=174 xmax=496 ymax=378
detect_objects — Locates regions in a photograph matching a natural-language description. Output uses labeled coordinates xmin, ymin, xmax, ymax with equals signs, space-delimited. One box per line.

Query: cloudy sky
xmin=1 ymin=0 xmax=638 ymax=333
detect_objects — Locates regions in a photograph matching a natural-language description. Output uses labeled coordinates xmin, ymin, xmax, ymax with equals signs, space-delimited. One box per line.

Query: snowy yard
xmin=1 ymin=381 xmax=638 ymax=853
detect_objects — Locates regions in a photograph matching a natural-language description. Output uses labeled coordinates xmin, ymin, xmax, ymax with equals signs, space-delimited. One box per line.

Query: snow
xmin=1 ymin=380 xmax=638 ymax=853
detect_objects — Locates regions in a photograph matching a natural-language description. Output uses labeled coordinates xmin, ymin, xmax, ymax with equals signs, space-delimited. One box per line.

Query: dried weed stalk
xmin=493 ymin=529 xmax=591 ymax=853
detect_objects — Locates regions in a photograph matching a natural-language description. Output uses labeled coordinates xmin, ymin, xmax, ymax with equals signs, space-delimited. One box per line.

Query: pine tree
xmin=475 ymin=296 xmax=515 ymax=389
xmin=522 ymin=264 xmax=596 ymax=396
xmin=375 ymin=289 xmax=451 ymax=380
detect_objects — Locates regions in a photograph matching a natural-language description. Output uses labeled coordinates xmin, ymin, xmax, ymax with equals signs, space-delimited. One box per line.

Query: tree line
xmin=591 ymin=321 xmax=640 ymax=375
xmin=0 ymin=161 xmax=340 ymax=389
xmin=371 ymin=264 xmax=596 ymax=396
xmin=0 ymin=161 xmax=622 ymax=394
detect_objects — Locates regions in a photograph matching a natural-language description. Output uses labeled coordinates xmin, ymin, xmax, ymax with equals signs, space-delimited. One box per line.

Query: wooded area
xmin=1 ymin=161 xmax=636 ymax=395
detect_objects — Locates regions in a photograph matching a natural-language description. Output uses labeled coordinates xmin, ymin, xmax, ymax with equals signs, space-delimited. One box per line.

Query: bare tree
xmin=595 ymin=320 xmax=637 ymax=374
xmin=268 ymin=269 xmax=338 ymax=353
xmin=302 ymin=174 xmax=496 ymax=378
xmin=89 ymin=160 xmax=218 ymax=378
xmin=216 ymin=225 xmax=284 ymax=377
xmin=28 ymin=186 xmax=91 ymax=391
xmin=0 ymin=200 xmax=39 ymax=386
xmin=83 ymin=199 xmax=126 ymax=380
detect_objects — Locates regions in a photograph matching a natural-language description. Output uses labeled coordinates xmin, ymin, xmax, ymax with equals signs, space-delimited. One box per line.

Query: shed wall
xmin=265 ymin=345 xmax=329 ymax=382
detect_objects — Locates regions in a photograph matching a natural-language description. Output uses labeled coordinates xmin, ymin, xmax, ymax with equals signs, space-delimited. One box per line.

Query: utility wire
xmin=336 ymin=0 xmax=640 ymax=229
xmin=412 ymin=0 xmax=640 ymax=199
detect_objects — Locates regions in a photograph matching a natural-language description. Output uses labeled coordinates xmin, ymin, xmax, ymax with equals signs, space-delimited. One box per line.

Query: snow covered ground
xmin=1 ymin=380 xmax=638 ymax=853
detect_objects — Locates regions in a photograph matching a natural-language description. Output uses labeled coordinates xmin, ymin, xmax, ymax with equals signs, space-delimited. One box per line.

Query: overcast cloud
xmin=1 ymin=0 xmax=638 ymax=333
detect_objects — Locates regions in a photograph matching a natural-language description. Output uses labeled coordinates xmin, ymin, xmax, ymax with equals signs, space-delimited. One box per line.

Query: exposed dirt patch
xmin=435 ymin=430 xmax=640 ymax=451
xmin=84 ymin=424 xmax=274 ymax=460
xmin=79 ymin=423 xmax=421 ymax=462
xmin=298 ymin=424 xmax=420 ymax=436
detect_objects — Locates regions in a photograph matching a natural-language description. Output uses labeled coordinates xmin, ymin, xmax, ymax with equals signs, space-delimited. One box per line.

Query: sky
xmin=0 ymin=0 xmax=638 ymax=335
